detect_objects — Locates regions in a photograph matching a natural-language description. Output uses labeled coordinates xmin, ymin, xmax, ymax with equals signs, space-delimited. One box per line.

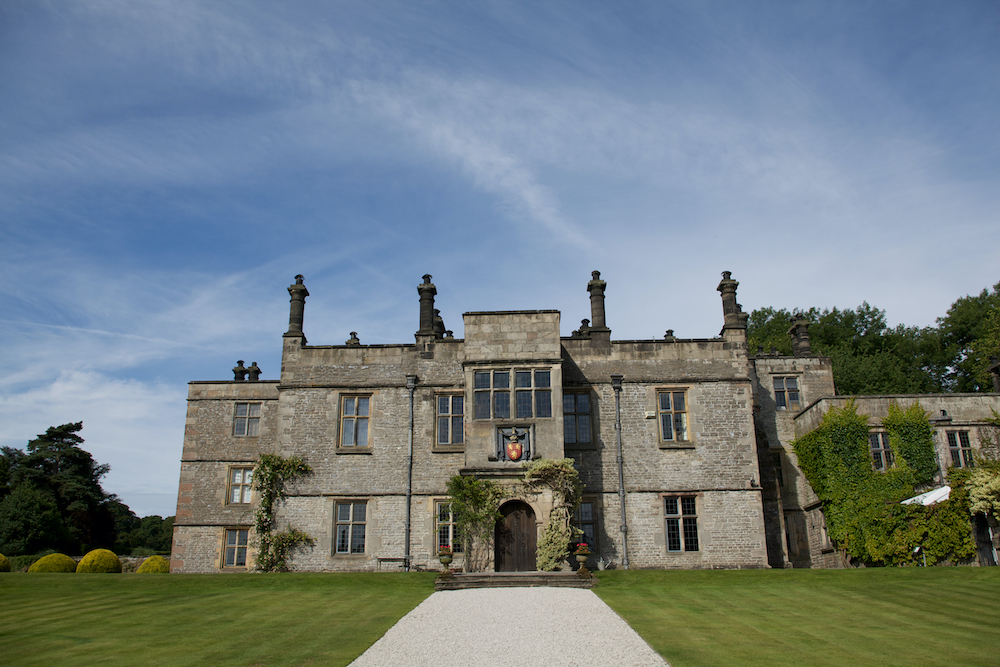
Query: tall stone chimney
xmin=717 ymin=271 xmax=748 ymax=331
xmin=789 ymin=316 xmax=812 ymax=356
xmin=416 ymin=274 xmax=437 ymax=338
xmin=587 ymin=271 xmax=611 ymax=342
xmin=285 ymin=274 xmax=309 ymax=338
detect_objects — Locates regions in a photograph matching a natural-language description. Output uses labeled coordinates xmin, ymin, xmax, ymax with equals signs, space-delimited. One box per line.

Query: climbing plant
xmin=792 ymin=400 xmax=974 ymax=566
xmin=966 ymin=409 xmax=1000 ymax=522
xmin=524 ymin=458 xmax=583 ymax=571
xmin=445 ymin=475 xmax=509 ymax=573
xmin=252 ymin=454 xmax=314 ymax=572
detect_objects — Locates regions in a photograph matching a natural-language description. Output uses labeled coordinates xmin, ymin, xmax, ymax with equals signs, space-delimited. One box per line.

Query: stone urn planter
xmin=439 ymin=554 xmax=453 ymax=566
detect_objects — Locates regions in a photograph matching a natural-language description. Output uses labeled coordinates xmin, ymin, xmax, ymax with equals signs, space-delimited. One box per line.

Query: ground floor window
xmin=224 ymin=528 xmax=249 ymax=568
xmin=572 ymin=500 xmax=597 ymax=548
xmin=664 ymin=496 xmax=699 ymax=552
xmin=335 ymin=501 xmax=367 ymax=554
xmin=436 ymin=502 xmax=462 ymax=553
xmin=948 ymin=431 xmax=975 ymax=468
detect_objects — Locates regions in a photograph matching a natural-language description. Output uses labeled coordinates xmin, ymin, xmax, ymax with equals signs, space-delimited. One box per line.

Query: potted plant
xmin=573 ymin=542 xmax=590 ymax=564
xmin=438 ymin=545 xmax=453 ymax=566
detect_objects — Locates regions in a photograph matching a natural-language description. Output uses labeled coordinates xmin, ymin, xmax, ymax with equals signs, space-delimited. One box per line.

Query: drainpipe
xmin=611 ymin=374 xmax=630 ymax=569
xmin=405 ymin=375 xmax=417 ymax=572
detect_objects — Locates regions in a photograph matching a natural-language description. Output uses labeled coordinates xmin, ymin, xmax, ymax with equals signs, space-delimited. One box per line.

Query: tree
xmin=748 ymin=304 xmax=944 ymax=395
xmin=937 ymin=282 xmax=1000 ymax=392
xmin=0 ymin=484 xmax=65 ymax=555
xmin=1 ymin=422 xmax=117 ymax=554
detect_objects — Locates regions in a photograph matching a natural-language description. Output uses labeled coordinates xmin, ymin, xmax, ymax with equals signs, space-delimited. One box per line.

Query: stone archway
xmin=494 ymin=500 xmax=537 ymax=572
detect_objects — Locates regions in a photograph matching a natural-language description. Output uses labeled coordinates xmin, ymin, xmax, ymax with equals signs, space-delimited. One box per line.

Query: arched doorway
xmin=495 ymin=500 xmax=537 ymax=572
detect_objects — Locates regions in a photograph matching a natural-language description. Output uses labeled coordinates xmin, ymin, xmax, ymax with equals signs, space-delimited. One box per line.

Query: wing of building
xmin=169 ymin=272 xmax=1000 ymax=572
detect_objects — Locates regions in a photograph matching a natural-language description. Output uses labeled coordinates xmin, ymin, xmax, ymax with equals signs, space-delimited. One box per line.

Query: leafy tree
xmin=938 ymin=282 xmax=1000 ymax=392
xmin=0 ymin=484 xmax=65 ymax=555
xmin=1 ymin=422 xmax=118 ymax=554
xmin=749 ymin=304 xmax=944 ymax=395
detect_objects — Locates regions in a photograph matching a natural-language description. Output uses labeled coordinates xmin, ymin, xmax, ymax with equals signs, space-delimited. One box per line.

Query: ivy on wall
xmin=524 ymin=458 xmax=583 ymax=572
xmin=252 ymin=454 xmax=314 ymax=572
xmin=445 ymin=475 xmax=509 ymax=573
xmin=792 ymin=400 xmax=974 ymax=566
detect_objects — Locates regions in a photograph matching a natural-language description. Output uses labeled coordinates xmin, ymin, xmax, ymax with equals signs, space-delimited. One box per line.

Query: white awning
xmin=902 ymin=486 xmax=951 ymax=506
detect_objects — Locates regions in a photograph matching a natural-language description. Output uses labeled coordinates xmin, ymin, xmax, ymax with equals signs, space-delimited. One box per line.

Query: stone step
xmin=435 ymin=571 xmax=595 ymax=591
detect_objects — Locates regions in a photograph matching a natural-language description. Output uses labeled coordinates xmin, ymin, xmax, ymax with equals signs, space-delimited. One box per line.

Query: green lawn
xmin=0 ymin=572 xmax=437 ymax=667
xmin=594 ymin=568 xmax=1000 ymax=667
xmin=3 ymin=569 xmax=998 ymax=667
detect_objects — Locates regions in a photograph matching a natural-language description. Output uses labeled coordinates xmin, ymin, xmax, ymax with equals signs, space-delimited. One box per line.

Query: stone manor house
xmin=169 ymin=272 xmax=1000 ymax=572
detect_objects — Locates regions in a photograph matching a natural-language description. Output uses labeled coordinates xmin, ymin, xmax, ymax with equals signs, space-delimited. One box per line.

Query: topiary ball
xmin=28 ymin=553 xmax=78 ymax=573
xmin=136 ymin=555 xmax=170 ymax=574
xmin=0 ymin=553 xmax=10 ymax=572
xmin=77 ymin=548 xmax=122 ymax=573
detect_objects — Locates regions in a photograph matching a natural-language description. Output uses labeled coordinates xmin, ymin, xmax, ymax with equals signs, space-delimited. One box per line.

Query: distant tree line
xmin=0 ymin=422 xmax=173 ymax=557
xmin=748 ymin=281 xmax=1000 ymax=395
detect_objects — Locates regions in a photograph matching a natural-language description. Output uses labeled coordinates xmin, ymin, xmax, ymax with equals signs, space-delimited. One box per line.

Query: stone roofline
xmin=464 ymin=309 xmax=561 ymax=316
xmin=794 ymin=392 xmax=1000 ymax=422
xmin=187 ymin=380 xmax=280 ymax=385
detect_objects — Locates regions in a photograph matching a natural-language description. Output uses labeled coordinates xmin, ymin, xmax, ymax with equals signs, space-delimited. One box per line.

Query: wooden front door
xmin=495 ymin=501 xmax=537 ymax=572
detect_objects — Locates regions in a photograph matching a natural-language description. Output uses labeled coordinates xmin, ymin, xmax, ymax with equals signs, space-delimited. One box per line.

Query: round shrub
xmin=0 ymin=553 xmax=10 ymax=572
xmin=28 ymin=553 xmax=78 ymax=573
xmin=136 ymin=555 xmax=170 ymax=574
xmin=77 ymin=548 xmax=122 ymax=573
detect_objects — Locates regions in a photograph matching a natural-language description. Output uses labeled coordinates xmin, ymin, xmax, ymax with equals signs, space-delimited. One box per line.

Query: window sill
xmin=659 ymin=443 xmax=695 ymax=450
xmin=335 ymin=447 xmax=373 ymax=455
xmin=331 ymin=553 xmax=369 ymax=558
xmin=565 ymin=443 xmax=598 ymax=451
xmin=432 ymin=445 xmax=465 ymax=453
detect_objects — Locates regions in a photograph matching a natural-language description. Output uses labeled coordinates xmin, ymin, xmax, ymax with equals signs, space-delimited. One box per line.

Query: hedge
xmin=77 ymin=548 xmax=123 ymax=573
xmin=28 ymin=553 xmax=78 ymax=573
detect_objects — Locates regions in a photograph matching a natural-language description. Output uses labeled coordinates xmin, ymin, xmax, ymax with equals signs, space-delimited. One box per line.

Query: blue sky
xmin=1 ymin=1 xmax=997 ymax=518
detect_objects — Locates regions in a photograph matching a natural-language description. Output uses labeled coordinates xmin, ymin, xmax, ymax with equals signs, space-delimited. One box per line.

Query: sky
xmin=1 ymin=0 xmax=997 ymax=518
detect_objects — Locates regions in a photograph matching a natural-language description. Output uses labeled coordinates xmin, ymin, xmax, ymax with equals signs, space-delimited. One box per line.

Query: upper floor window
xmin=774 ymin=377 xmax=800 ymax=410
xmin=563 ymin=392 xmax=592 ymax=446
xmin=437 ymin=395 xmax=464 ymax=446
xmin=664 ymin=496 xmax=699 ymax=552
xmin=948 ymin=431 xmax=975 ymax=468
xmin=658 ymin=391 xmax=688 ymax=442
xmin=340 ymin=396 xmax=370 ymax=447
xmin=233 ymin=403 xmax=261 ymax=436
xmin=869 ymin=432 xmax=894 ymax=471
xmin=228 ymin=467 xmax=253 ymax=504
xmin=474 ymin=369 xmax=552 ymax=420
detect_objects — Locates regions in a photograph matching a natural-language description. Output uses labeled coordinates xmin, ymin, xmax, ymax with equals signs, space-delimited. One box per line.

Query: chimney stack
xmin=417 ymin=274 xmax=437 ymax=338
xmin=587 ymin=271 xmax=611 ymax=341
xmin=717 ymin=271 xmax=748 ymax=331
xmin=789 ymin=316 xmax=812 ymax=357
xmin=285 ymin=275 xmax=309 ymax=338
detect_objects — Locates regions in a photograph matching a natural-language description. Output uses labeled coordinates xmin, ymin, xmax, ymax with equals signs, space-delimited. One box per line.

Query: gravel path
xmin=348 ymin=587 xmax=670 ymax=667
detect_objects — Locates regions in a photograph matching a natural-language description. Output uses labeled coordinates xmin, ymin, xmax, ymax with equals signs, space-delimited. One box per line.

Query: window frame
xmin=869 ymin=431 xmax=894 ymax=471
xmin=473 ymin=368 xmax=553 ymax=421
xmin=223 ymin=527 xmax=250 ymax=569
xmin=334 ymin=500 xmax=368 ymax=555
xmin=663 ymin=495 xmax=699 ymax=553
xmin=435 ymin=501 xmax=463 ymax=554
xmin=563 ymin=390 xmax=594 ymax=449
xmin=657 ymin=389 xmax=690 ymax=446
xmin=572 ymin=499 xmax=598 ymax=550
xmin=435 ymin=394 xmax=465 ymax=451
xmin=226 ymin=466 xmax=254 ymax=505
xmin=233 ymin=402 xmax=261 ymax=437
xmin=773 ymin=376 xmax=801 ymax=411
xmin=947 ymin=430 xmax=975 ymax=468
xmin=338 ymin=394 xmax=372 ymax=451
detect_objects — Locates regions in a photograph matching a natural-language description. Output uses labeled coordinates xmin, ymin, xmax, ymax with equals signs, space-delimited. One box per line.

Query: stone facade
xmin=169 ymin=271 xmax=1000 ymax=573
